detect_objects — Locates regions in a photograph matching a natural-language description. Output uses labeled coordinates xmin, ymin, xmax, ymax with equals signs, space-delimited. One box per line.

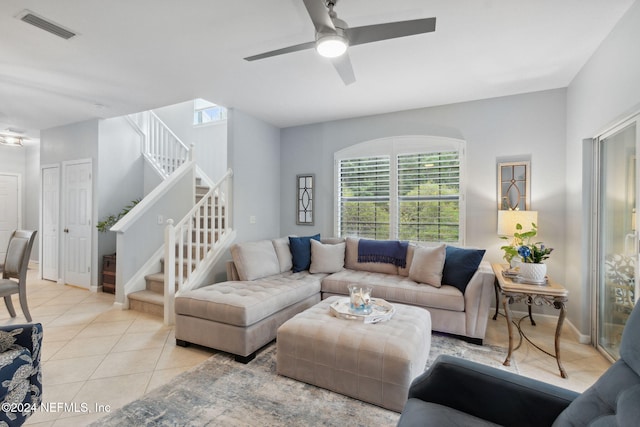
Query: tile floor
xmin=2 ymin=266 xmax=611 ymax=426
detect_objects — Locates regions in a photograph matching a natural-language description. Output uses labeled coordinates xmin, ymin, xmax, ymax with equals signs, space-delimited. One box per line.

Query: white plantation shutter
xmin=335 ymin=136 xmax=465 ymax=244
xmin=397 ymin=152 xmax=460 ymax=242
xmin=338 ymin=156 xmax=390 ymax=239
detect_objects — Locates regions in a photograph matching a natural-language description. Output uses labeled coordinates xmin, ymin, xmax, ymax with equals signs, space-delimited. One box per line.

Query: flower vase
xmin=518 ymin=263 xmax=547 ymax=284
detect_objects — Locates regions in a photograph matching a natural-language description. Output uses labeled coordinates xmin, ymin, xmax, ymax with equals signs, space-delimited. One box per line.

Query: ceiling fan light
xmin=0 ymin=136 xmax=24 ymax=147
xmin=316 ymin=34 xmax=348 ymax=58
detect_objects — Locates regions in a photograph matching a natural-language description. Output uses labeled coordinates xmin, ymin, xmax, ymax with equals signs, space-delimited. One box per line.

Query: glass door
xmin=596 ymin=118 xmax=638 ymax=360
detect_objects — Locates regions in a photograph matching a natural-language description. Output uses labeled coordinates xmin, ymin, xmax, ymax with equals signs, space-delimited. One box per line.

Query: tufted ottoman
xmin=277 ymin=296 xmax=431 ymax=412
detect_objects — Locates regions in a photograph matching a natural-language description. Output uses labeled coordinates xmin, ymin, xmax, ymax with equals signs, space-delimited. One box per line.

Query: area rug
xmin=92 ymin=333 xmax=516 ymax=427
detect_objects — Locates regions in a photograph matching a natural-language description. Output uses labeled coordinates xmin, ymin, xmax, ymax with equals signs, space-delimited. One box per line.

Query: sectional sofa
xmin=174 ymin=235 xmax=494 ymax=362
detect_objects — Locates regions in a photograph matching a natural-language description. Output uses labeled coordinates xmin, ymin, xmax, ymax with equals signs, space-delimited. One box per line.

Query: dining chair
xmin=0 ymin=230 xmax=37 ymax=322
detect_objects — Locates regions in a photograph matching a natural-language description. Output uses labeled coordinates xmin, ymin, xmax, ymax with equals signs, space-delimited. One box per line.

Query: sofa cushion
xmin=230 ymin=240 xmax=281 ymax=281
xmin=442 ymin=246 xmax=486 ymax=293
xmin=272 ymin=237 xmax=294 ymax=273
xmin=409 ymin=244 xmax=446 ymax=288
xmin=289 ymin=234 xmax=321 ymax=272
xmin=345 ymin=237 xmax=399 ymax=275
xmin=309 ymin=239 xmax=345 ymax=274
xmin=175 ymin=271 xmax=324 ymax=327
xmin=322 ymin=269 xmax=464 ymax=312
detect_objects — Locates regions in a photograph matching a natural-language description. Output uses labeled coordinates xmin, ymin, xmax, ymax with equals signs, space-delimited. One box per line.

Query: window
xmin=335 ymin=136 xmax=465 ymax=244
xmin=193 ymin=98 xmax=227 ymax=125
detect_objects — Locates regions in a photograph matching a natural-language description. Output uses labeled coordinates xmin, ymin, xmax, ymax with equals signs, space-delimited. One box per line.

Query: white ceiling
xmin=0 ymin=0 xmax=636 ymax=140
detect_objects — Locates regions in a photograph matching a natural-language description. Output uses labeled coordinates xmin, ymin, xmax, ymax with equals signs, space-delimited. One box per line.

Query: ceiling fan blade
xmin=302 ymin=0 xmax=336 ymax=33
xmin=346 ymin=17 xmax=436 ymax=46
xmin=244 ymin=41 xmax=316 ymax=61
xmin=331 ymin=53 xmax=356 ymax=85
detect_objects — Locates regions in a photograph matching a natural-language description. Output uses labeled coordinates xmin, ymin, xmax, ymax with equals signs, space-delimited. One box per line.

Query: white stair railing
xmin=128 ymin=111 xmax=190 ymax=178
xmin=163 ymin=168 xmax=234 ymax=324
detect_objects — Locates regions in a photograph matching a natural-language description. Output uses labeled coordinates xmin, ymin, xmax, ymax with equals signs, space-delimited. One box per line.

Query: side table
xmin=491 ymin=263 xmax=569 ymax=378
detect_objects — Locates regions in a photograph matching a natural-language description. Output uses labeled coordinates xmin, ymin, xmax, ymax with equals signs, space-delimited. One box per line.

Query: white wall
xmin=566 ymin=0 xmax=640 ymax=334
xmin=153 ymin=101 xmax=228 ymax=182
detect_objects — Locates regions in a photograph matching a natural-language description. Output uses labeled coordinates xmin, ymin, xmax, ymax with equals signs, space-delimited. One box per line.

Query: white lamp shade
xmin=497 ymin=210 xmax=538 ymax=236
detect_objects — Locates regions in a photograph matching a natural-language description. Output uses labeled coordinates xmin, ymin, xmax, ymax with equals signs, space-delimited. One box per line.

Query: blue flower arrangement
xmin=500 ymin=222 xmax=553 ymax=264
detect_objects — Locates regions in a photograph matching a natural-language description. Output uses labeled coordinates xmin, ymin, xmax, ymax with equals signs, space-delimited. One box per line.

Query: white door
xmin=41 ymin=166 xmax=60 ymax=281
xmin=63 ymin=160 xmax=92 ymax=288
xmin=0 ymin=174 xmax=20 ymax=261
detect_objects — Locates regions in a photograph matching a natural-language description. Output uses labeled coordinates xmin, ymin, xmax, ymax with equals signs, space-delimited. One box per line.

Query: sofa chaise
xmin=175 ymin=235 xmax=494 ymax=362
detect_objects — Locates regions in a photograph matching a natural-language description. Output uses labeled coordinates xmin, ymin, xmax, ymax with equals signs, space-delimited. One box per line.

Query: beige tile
xmin=59 ymin=372 xmax=152 ymax=419
xmin=42 ymin=325 xmax=84 ymax=343
xmin=146 ymin=366 xmax=191 ymax=393
xmin=125 ymin=315 xmax=172 ymax=333
xmin=93 ymin=308 xmax=141 ymax=323
xmin=65 ymin=301 xmax=114 ymax=315
xmin=90 ymin=347 xmax=163 ymax=379
xmin=49 ymin=335 xmax=120 ymax=360
xmin=52 ymin=411 xmax=111 ymax=426
xmin=43 ymin=355 xmax=105 ymax=385
xmin=47 ymin=312 xmax=99 ymax=327
xmin=111 ymin=329 xmax=170 ymax=353
xmin=154 ymin=342 xmax=212 ymax=371
xmin=41 ymin=341 xmax=69 ymax=362
xmin=25 ymin=381 xmax=84 ymax=425
xmin=75 ymin=320 xmax=134 ymax=339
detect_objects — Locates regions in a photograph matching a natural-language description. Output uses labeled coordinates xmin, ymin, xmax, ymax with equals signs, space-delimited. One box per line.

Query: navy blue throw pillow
xmin=289 ymin=234 xmax=321 ymax=272
xmin=442 ymin=246 xmax=486 ymax=293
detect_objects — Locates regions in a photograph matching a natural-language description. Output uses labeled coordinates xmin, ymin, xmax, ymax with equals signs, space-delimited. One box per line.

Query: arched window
xmin=334 ymin=135 xmax=466 ymax=244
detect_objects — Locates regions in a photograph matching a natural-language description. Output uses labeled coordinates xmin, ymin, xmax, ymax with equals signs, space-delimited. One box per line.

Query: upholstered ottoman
xmin=277 ymin=296 xmax=431 ymax=412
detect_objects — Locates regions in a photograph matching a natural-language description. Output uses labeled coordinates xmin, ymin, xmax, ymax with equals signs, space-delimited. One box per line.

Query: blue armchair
xmin=0 ymin=323 xmax=43 ymax=426
xmin=398 ymin=302 xmax=640 ymax=426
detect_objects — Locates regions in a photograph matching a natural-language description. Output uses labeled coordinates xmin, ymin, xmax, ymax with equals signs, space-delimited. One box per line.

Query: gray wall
xmin=154 ymin=101 xmax=228 ymax=182
xmin=565 ymin=0 xmax=640 ymax=334
xmin=97 ymin=116 xmax=145 ymax=281
xmin=41 ymin=119 xmax=100 ymax=285
xmin=227 ymin=108 xmax=282 ymax=243
xmin=280 ymin=89 xmax=567 ymax=284
xmin=0 ymin=142 xmax=40 ymax=261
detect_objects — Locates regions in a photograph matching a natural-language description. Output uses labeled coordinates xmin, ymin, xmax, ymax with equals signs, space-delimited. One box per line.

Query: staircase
xmin=128 ymin=181 xmax=214 ymax=317
xmin=114 ymin=110 xmax=234 ymax=325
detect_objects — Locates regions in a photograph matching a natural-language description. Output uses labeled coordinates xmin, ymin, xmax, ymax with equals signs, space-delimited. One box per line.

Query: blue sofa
xmin=398 ymin=302 xmax=640 ymax=426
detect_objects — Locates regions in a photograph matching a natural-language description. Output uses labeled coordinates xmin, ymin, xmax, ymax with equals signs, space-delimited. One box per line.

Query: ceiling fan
xmin=244 ymin=0 xmax=436 ymax=85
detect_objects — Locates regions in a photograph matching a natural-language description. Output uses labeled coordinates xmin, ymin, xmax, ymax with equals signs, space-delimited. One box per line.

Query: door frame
xmin=61 ymin=158 xmax=93 ymax=289
xmin=590 ymin=113 xmax=640 ymax=361
xmin=40 ymin=164 xmax=60 ymax=282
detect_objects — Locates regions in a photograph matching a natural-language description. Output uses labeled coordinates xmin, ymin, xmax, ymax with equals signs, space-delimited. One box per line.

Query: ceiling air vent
xmin=19 ymin=11 xmax=76 ymax=40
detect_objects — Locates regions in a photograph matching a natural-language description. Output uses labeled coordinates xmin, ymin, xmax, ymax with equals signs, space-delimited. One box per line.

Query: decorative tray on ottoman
xmin=329 ymin=297 xmax=395 ymax=324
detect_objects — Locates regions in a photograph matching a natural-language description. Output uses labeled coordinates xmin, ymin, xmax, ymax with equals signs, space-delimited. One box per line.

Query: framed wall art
xmin=497 ymin=160 xmax=530 ymax=211
xmin=296 ymin=174 xmax=314 ymax=225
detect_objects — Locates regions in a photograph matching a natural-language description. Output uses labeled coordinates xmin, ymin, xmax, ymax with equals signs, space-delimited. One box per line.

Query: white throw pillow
xmin=408 ymin=244 xmax=446 ymax=287
xmin=272 ymin=236 xmax=294 ymax=273
xmin=309 ymin=239 xmax=346 ymax=274
xmin=230 ymin=240 xmax=280 ymax=281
